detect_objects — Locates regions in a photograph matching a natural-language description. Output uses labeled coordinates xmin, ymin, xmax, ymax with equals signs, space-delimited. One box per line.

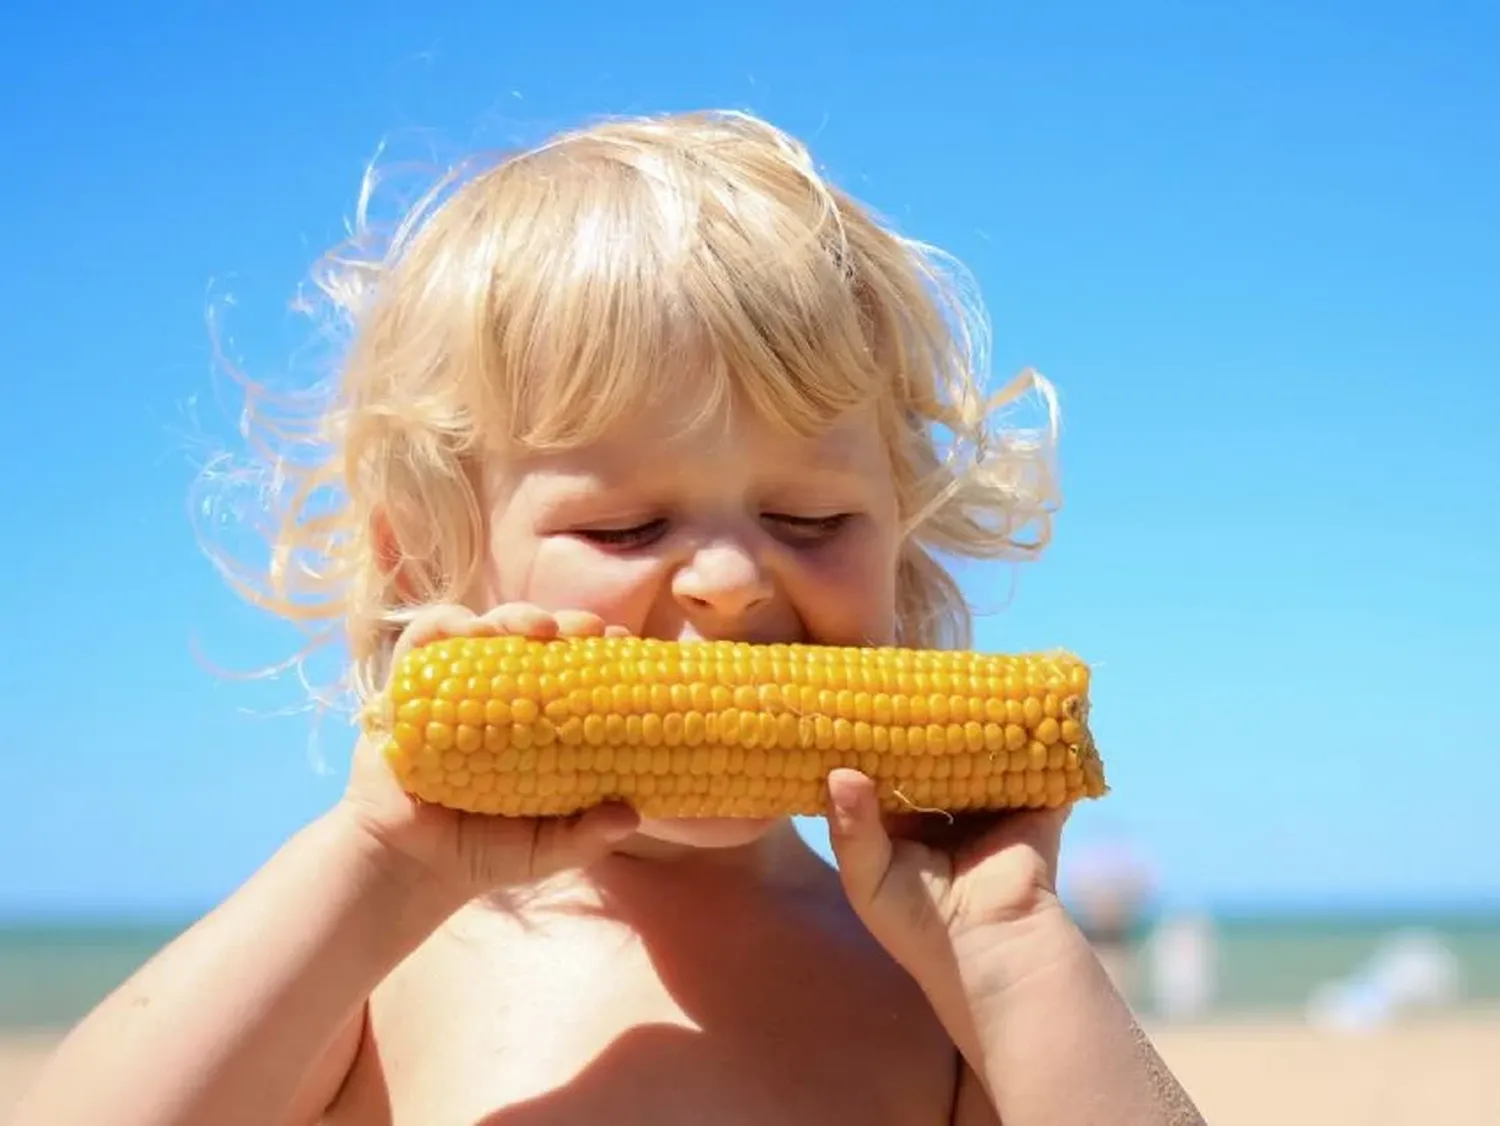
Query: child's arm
xmin=825 ymin=769 xmax=1206 ymax=1126
xmin=944 ymin=906 xmax=1203 ymax=1125
xmin=13 ymin=603 xmax=639 ymax=1126
xmin=11 ymin=805 xmax=465 ymax=1126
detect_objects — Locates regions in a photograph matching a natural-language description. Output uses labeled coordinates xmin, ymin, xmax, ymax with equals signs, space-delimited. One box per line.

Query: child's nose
xmin=672 ymin=542 xmax=774 ymax=619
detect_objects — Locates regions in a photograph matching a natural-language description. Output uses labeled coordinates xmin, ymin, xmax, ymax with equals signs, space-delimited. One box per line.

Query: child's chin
xmin=635 ymin=815 xmax=782 ymax=849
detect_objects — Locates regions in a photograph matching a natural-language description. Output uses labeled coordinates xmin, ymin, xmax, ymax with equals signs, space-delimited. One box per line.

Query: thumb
xmin=824 ymin=769 xmax=895 ymax=915
xmin=826 ymin=770 xmax=955 ymax=977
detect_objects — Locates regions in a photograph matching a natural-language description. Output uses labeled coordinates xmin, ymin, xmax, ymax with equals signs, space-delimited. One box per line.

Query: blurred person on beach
xmin=1066 ymin=830 xmax=1157 ymax=1002
xmin=13 ymin=111 xmax=1206 ymax=1125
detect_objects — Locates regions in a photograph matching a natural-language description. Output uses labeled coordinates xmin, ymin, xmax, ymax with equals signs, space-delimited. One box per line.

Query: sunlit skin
xmin=294 ymin=396 xmax=1149 ymax=1124
xmin=461 ymin=396 xmax=902 ymax=853
xmin=310 ymin=396 xmax=973 ymax=1123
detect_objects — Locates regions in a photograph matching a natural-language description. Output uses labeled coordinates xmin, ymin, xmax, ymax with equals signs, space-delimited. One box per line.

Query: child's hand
xmin=340 ymin=603 xmax=641 ymax=901
xmin=823 ymin=767 xmax=1070 ymax=988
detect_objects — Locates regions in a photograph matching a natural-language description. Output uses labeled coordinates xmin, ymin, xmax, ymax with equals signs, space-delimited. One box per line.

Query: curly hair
xmin=209 ymin=110 xmax=1060 ymax=705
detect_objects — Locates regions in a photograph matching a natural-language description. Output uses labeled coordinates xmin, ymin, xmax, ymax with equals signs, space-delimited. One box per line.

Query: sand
xmin=2 ymin=1010 xmax=1497 ymax=1124
xmin=1149 ymin=1008 xmax=1500 ymax=1125
xmin=0 ymin=1036 xmax=57 ymax=1124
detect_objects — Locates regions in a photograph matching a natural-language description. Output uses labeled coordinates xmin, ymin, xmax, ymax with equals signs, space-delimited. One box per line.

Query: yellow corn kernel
xmin=368 ymin=635 xmax=1107 ymax=819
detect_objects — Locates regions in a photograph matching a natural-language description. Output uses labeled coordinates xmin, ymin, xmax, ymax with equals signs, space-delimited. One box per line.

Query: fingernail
xmin=831 ymin=789 xmax=860 ymax=835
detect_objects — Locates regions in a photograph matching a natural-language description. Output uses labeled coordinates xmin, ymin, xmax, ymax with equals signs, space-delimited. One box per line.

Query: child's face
xmin=469 ymin=392 xmax=902 ymax=849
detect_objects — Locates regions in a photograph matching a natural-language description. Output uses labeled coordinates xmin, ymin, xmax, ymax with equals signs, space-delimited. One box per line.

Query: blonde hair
xmin=213 ymin=110 xmax=1060 ymax=705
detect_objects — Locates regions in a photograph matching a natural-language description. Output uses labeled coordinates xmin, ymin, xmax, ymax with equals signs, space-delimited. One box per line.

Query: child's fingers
xmin=465 ymin=802 xmax=639 ymax=884
xmin=826 ymin=769 xmax=958 ymax=973
xmin=530 ymin=801 xmax=640 ymax=876
xmin=824 ymin=769 xmax=896 ymax=915
xmin=1025 ymin=805 xmax=1071 ymax=857
xmin=394 ymin=604 xmax=619 ymax=669
xmin=390 ymin=604 xmax=479 ymax=666
xmin=390 ymin=602 xmax=551 ymax=674
xmin=551 ymin=609 xmax=609 ymax=638
xmin=475 ymin=602 xmax=560 ymax=640
xmin=476 ymin=604 xmax=618 ymax=640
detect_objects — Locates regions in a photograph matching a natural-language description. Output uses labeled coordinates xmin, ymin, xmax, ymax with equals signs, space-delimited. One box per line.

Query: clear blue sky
xmin=2 ymin=0 xmax=1496 ymax=920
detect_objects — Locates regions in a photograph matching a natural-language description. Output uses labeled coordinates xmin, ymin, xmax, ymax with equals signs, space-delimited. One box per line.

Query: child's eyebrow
xmin=520 ymin=460 xmax=881 ymax=514
xmin=529 ymin=438 xmax=879 ymax=481
xmin=760 ymin=464 xmax=878 ymax=494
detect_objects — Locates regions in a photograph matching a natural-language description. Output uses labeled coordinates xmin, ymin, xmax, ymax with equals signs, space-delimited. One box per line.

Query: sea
xmin=2 ymin=908 xmax=1498 ymax=1032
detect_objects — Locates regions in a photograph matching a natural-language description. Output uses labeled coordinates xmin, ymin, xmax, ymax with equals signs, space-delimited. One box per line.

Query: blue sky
xmin=2 ymin=0 xmax=1496 ymax=920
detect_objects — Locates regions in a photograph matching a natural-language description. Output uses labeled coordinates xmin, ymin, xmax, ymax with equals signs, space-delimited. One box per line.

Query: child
xmin=15 ymin=110 xmax=1204 ymax=1125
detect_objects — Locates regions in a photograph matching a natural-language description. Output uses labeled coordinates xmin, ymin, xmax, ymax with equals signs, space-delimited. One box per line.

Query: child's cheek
xmin=513 ymin=538 xmax=662 ymax=629
xmin=795 ymin=534 xmax=900 ymax=645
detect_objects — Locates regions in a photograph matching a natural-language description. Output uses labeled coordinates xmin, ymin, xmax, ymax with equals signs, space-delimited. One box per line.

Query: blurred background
xmin=2 ymin=1 xmax=1496 ymax=1121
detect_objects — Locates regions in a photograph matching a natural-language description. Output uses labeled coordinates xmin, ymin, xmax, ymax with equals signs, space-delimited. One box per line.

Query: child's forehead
xmin=499 ymin=401 xmax=888 ymax=489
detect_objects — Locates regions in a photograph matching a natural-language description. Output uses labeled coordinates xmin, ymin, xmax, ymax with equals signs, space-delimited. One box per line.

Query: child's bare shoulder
xmin=325 ymin=862 xmax=961 ymax=1125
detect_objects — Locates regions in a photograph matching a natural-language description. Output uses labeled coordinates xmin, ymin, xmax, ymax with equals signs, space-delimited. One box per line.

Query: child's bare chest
xmin=328 ymin=890 xmax=958 ymax=1125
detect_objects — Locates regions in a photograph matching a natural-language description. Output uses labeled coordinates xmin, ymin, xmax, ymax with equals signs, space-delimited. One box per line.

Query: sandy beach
xmin=3 ymin=1009 xmax=1497 ymax=1124
xmin=1148 ymin=1008 xmax=1500 ymax=1125
xmin=0 ymin=1036 xmax=57 ymax=1125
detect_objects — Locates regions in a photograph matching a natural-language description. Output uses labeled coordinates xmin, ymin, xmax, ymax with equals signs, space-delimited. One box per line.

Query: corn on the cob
xmin=366 ymin=635 xmax=1108 ymax=819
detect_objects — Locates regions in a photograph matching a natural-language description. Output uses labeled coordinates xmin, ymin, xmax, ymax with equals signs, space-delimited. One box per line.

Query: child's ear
xmin=372 ymin=507 xmax=418 ymax=602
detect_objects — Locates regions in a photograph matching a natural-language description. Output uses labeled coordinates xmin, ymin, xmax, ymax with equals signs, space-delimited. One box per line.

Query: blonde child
xmin=15 ymin=111 xmax=1204 ymax=1125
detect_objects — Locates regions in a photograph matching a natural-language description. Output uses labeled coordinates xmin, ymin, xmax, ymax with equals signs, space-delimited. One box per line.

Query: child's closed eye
xmin=572 ymin=518 xmax=670 ymax=549
xmin=570 ymin=513 xmax=854 ymax=551
xmin=762 ymin=512 xmax=854 ymax=544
